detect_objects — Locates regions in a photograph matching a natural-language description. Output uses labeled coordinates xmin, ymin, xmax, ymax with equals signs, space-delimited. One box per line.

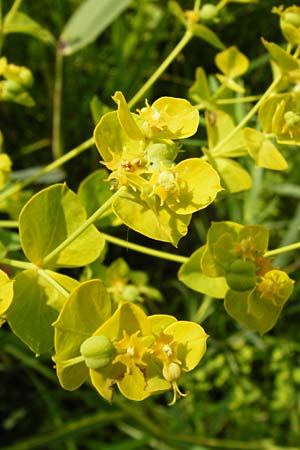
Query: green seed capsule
xmin=80 ymin=335 xmax=115 ymax=369
xmin=226 ymin=258 xmax=257 ymax=292
xmin=200 ymin=4 xmax=218 ymax=22
xmin=145 ymin=142 xmax=178 ymax=171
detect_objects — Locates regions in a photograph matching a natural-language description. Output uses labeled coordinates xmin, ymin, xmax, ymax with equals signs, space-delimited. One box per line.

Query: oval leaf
xmin=54 ymin=279 xmax=111 ymax=390
xmin=6 ymin=270 xmax=59 ymax=354
xmin=178 ymin=247 xmax=228 ymax=298
xmin=19 ymin=183 xmax=105 ymax=268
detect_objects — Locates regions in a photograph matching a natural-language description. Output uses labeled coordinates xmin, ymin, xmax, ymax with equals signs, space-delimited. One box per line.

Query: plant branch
xmin=211 ymin=76 xmax=282 ymax=157
xmin=3 ymin=0 xmax=23 ymax=26
xmin=102 ymin=233 xmax=188 ymax=264
xmin=37 ymin=269 xmax=69 ymax=298
xmin=128 ymin=30 xmax=193 ymax=109
xmin=1 ymin=258 xmax=35 ymax=270
xmin=0 ymin=136 xmax=94 ymax=203
xmin=265 ymin=242 xmax=300 ymax=258
xmin=0 ymin=220 xmax=18 ymax=228
xmin=52 ymin=46 xmax=64 ymax=159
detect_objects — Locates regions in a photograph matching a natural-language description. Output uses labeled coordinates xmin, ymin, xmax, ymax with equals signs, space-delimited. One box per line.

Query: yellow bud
xmin=163 ymin=362 xmax=181 ymax=382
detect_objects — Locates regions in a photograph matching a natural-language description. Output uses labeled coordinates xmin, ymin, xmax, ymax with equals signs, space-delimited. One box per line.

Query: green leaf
xmin=0 ymin=269 xmax=14 ymax=325
xmin=215 ymin=46 xmax=249 ymax=78
xmin=78 ymin=169 xmax=116 ymax=227
xmin=189 ymin=67 xmax=214 ymax=108
xmin=54 ymin=279 xmax=111 ymax=390
xmin=243 ymin=127 xmax=288 ymax=170
xmin=90 ymin=95 xmax=111 ymax=125
xmin=215 ymin=157 xmax=252 ymax=193
xmin=60 ymin=0 xmax=131 ymax=55
xmin=261 ymin=38 xmax=299 ymax=72
xmin=178 ymin=247 xmax=228 ymax=298
xmin=44 ymin=270 xmax=79 ymax=311
xmin=112 ymin=189 xmax=191 ymax=246
xmin=19 ymin=183 xmax=105 ymax=268
xmin=6 ymin=270 xmax=60 ymax=354
xmin=206 ymin=110 xmax=247 ymax=158
xmin=0 ymin=153 xmax=11 ymax=189
xmin=3 ymin=12 xmax=55 ymax=46
xmin=191 ymin=24 xmax=225 ymax=50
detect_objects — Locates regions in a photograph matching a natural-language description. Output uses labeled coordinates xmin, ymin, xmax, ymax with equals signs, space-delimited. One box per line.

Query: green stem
xmin=101 ymin=232 xmax=188 ymax=264
xmin=211 ymin=76 xmax=282 ymax=157
xmin=42 ymin=188 xmax=124 ymax=267
xmin=37 ymin=269 xmax=69 ymax=298
xmin=193 ymin=0 xmax=201 ymax=13
xmin=216 ymin=0 xmax=228 ymax=12
xmin=128 ymin=29 xmax=193 ymax=108
xmin=52 ymin=47 xmax=64 ymax=159
xmin=216 ymin=95 xmax=261 ymax=105
xmin=265 ymin=242 xmax=300 ymax=259
xmin=0 ymin=220 xmax=18 ymax=228
xmin=0 ymin=136 xmax=94 ymax=203
xmin=3 ymin=0 xmax=23 ymax=26
xmin=1 ymin=258 xmax=35 ymax=270
xmin=57 ymin=355 xmax=85 ymax=368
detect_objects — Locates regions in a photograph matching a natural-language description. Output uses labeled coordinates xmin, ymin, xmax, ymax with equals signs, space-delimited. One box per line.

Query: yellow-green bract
xmin=53 ymin=279 xmax=208 ymax=404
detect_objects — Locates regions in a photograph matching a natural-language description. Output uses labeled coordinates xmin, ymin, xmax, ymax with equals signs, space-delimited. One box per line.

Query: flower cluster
xmin=93 ymin=92 xmax=222 ymax=245
xmin=202 ymin=222 xmax=294 ymax=334
xmin=53 ymin=279 xmax=207 ymax=405
xmin=180 ymin=222 xmax=294 ymax=335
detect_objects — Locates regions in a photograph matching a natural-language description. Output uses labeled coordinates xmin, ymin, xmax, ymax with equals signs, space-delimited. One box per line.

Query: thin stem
xmin=3 ymin=0 xmax=23 ymax=26
xmin=193 ymin=0 xmax=201 ymax=13
xmin=211 ymin=76 xmax=282 ymax=157
xmin=0 ymin=220 xmax=18 ymax=228
xmin=0 ymin=136 xmax=94 ymax=203
xmin=57 ymin=355 xmax=85 ymax=368
xmin=215 ymin=95 xmax=261 ymax=105
xmin=216 ymin=0 xmax=228 ymax=12
xmin=52 ymin=47 xmax=64 ymax=159
xmin=37 ymin=269 xmax=69 ymax=298
xmin=128 ymin=30 xmax=193 ymax=108
xmin=265 ymin=242 xmax=300 ymax=259
xmin=42 ymin=188 xmax=124 ymax=266
xmin=1 ymin=258 xmax=35 ymax=270
xmin=101 ymin=233 xmax=188 ymax=264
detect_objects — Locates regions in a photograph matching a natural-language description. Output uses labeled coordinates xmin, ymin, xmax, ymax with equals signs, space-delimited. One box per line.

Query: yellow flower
xmin=148 ymin=316 xmax=208 ymax=404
